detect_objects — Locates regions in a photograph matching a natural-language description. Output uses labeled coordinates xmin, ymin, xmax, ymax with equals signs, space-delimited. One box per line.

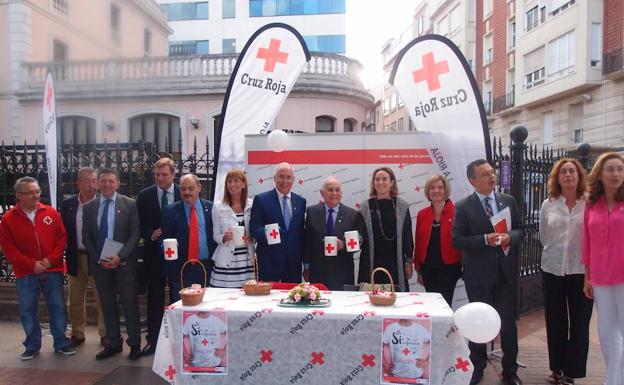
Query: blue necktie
xmin=326 ymin=208 xmax=334 ymax=236
xmin=98 ymin=199 xmax=112 ymax=253
xmin=283 ymin=195 xmax=291 ymax=230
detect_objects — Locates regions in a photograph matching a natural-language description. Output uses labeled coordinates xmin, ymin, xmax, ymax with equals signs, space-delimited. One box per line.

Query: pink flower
xmin=294 ymin=293 xmax=302 ymax=302
xmin=309 ymin=292 xmax=317 ymax=300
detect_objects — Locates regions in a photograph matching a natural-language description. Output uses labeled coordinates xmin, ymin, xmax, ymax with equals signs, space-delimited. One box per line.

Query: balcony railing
xmin=603 ymin=48 xmax=624 ymax=76
xmin=492 ymin=91 xmax=515 ymax=114
xmin=21 ymin=53 xmax=362 ymax=89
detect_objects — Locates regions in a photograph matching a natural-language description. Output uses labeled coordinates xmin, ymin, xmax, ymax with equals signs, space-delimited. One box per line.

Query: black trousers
xmin=144 ymin=256 xmax=175 ymax=345
xmin=465 ymin=268 xmax=518 ymax=378
xmin=421 ymin=263 xmax=462 ymax=306
xmin=542 ymin=271 xmax=593 ymax=378
xmin=92 ymin=261 xmax=141 ymax=348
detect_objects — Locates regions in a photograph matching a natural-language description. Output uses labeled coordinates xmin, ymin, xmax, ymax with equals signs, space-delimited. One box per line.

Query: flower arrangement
xmin=288 ymin=283 xmax=322 ymax=303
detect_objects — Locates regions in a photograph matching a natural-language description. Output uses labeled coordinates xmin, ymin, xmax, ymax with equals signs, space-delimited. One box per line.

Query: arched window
xmin=315 ymin=115 xmax=335 ymax=133
xmin=129 ymin=113 xmax=180 ymax=153
xmin=58 ymin=116 xmax=96 ymax=145
xmin=343 ymin=118 xmax=357 ymax=132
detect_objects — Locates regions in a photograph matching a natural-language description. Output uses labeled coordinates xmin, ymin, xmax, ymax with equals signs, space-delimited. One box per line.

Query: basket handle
xmin=180 ymin=259 xmax=207 ymax=289
xmin=370 ymin=267 xmax=395 ymax=294
xmin=252 ymin=254 xmax=260 ymax=282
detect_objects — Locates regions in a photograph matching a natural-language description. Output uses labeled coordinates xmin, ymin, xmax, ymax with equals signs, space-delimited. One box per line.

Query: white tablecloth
xmin=153 ymin=288 xmax=472 ymax=385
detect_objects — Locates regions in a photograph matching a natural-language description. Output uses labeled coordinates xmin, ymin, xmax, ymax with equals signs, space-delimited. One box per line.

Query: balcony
xmin=604 ymin=48 xmax=624 ymax=79
xmin=492 ymin=91 xmax=515 ymax=114
xmin=17 ymin=53 xmax=372 ymax=103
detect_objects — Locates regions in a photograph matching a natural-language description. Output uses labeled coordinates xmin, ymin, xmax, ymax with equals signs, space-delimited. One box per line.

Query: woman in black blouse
xmin=358 ymin=167 xmax=414 ymax=291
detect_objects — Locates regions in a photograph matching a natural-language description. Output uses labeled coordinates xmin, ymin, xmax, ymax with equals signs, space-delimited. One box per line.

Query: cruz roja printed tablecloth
xmin=153 ymin=288 xmax=472 ymax=385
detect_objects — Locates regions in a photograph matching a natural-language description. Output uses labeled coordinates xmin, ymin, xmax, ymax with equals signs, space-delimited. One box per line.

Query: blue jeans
xmin=15 ymin=272 xmax=71 ymax=352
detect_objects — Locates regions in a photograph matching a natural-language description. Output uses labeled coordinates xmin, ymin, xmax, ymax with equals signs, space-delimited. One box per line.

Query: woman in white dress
xmin=210 ymin=169 xmax=255 ymax=288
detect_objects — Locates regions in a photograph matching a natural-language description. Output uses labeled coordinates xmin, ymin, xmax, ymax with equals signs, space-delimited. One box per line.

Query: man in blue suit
xmin=250 ymin=162 xmax=306 ymax=282
xmin=161 ymin=174 xmax=217 ymax=302
xmin=136 ymin=157 xmax=181 ymax=356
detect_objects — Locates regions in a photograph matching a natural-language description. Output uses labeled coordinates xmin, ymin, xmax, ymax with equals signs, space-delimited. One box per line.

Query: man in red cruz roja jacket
xmin=0 ymin=176 xmax=75 ymax=360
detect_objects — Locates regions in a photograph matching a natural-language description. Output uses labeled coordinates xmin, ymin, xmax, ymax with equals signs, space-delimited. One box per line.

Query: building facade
xmin=1 ymin=0 xmax=372 ymax=155
xmin=480 ymin=0 xmax=624 ymax=152
xmin=157 ymin=0 xmax=346 ymax=55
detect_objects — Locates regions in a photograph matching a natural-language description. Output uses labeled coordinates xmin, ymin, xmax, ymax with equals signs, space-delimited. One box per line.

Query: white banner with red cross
xmin=213 ymin=23 xmax=311 ymax=202
xmin=42 ymin=71 xmax=58 ymax=208
xmin=152 ymin=289 xmax=472 ymax=385
xmin=389 ymin=34 xmax=490 ymax=181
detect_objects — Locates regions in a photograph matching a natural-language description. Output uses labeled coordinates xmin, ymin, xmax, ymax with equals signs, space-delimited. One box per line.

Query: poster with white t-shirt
xmin=381 ymin=318 xmax=431 ymax=384
xmin=182 ymin=311 xmax=228 ymax=374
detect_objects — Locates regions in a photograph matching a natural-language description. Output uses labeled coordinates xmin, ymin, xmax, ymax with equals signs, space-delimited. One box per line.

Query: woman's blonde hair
xmin=424 ymin=174 xmax=451 ymax=202
xmin=587 ymin=152 xmax=624 ymax=205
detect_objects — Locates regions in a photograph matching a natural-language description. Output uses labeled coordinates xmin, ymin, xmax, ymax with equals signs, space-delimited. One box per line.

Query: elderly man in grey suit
xmin=303 ymin=176 xmax=365 ymax=290
xmin=452 ymin=159 xmax=523 ymax=385
xmin=83 ymin=168 xmax=142 ymax=361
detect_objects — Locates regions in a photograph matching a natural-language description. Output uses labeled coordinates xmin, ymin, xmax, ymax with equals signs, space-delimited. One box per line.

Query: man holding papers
xmin=452 ymin=159 xmax=523 ymax=385
xmin=82 ymin=168 xmax=141 ymax=361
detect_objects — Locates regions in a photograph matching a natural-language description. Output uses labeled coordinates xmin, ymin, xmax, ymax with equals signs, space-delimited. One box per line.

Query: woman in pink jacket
xmin=583 ymin=152 xmax=624 ymax=385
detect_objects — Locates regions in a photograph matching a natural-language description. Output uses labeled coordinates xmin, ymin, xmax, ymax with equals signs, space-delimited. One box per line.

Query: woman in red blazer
xmin=414 ymin=174 xmax=462 ymax=305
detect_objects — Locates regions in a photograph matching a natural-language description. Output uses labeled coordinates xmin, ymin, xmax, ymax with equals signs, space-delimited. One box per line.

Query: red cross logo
xmin=43 ymin=216 xmax=53 ymax=225
xmin=398 ymin=164 xmax=405 ymax=170
xmin=325 ymin=242 xmax=335 ymax=254
xmin=202 ymin=338 xmax=209 ymax=346
xmin=361 ymin=354 xmax=375 ymax=367
xmin=310 ymin=351 xmax=325 ymax=365
xmin=363 ymin=311 xmax=376 ymax=317
xmin=165 ymin=364 xmax=176 ymax=380
xmin=269 ymin=229 xmax=279 ymax=239
xmin=311 ymin=310 xmax=325 ymax=316
xmin=416 ymin=312 xmax=430 ymax=318
xmin=45 ymin=83 xmax=54 ymax=112
xmin=415 ymin=186 xmax=421 ymax=192
xmin=455 ymin=357 xmax=470 ymax=372
xmin=402 ymin=347 xmax=411 ymax=356
xmin=298 ymin=179 xmax=304 ymax=185
xmin=412 ymin=52 xmax=449 ymax=92
xmin=165 ymin=248 xmax=175 ymax=258
xmin=355 ymin=202 xmax=361 ymax=209
xmin=260 ymin=349 xmax=273 ymax=363
xmin=257 ymin=39 xmax=289 ymax=73
xmin=261 ymin=308 xmax=273 ymax=313
xmin=347 ymin=238 xmax=358 ymax=250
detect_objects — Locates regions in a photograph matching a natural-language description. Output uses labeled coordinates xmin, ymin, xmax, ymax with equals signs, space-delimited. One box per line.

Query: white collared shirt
xmin=157 ymin=184 xmax=175 ymax=208
xmin=474 ymin=190 xmax=499 ymax=217
xmin=539 ymin=196 xmax=586 ymax=276
xmin=325 ymin=203 xmax=340 ymax=226
xmin=276 ymin=188 xmax=292 ymax=215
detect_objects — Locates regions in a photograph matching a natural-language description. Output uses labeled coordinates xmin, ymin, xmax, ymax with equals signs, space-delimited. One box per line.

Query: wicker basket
xmin=179 ymin=260 xmax=207 ymax=306
xmin=243 ymin=254 xmax=272 ymax=295
xmin=368 ymin=267 xmax=397 ymax=306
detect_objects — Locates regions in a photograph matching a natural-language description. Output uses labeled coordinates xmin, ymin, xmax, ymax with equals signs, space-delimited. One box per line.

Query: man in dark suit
xmin=250 ymin=162 xmax=306 ymax=282
xmin=82 ymin=168 xmax=142 ymax=361
xmin=136 ymin=158 xmax=181 ymax=356
xmin=452 ymin=159 xmax=523 ymax=385
xmin=60 ymin=167 xmax=106 ymax=347
xmin=161 ymin=174 xmax=217 ymax=302
xmin=303 ymin=176 xmax=365 ymax=290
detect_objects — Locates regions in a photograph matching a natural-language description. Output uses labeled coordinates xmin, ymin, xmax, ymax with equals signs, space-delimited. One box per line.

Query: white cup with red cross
xmin=324 ymin=236 xmax=338 ymax=256
xmin=265 ymin=223 xmax=281 ymax=245
xmin=344 ymin=231 xmax=360 ymax=252
xmin=232 ymin=225 xmax=246 ymax=247
xmin=163 ymin=238 xmax=178 ymax=260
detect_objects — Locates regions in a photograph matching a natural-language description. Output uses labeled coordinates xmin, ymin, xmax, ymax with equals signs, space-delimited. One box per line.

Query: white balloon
xmin=453 ymin=302 xmax=501 ymax=343
xmin=267 ymin=130 xmax=289 ymax=152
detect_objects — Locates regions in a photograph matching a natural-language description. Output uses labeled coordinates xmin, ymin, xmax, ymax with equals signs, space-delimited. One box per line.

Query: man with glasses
xmin=250 ymin=162 xmax=307 ymax=282
xmin=0 ymin=177 xmax=76 ymax=360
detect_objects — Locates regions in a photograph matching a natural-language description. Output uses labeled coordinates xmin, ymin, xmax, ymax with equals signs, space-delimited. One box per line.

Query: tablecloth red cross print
xmin=165 ymin=365 xmax=176 ymax=381
xmin=361 ymin=354 xmax=375 ymax=367
xmin=311 ymin=352 xmax=325 ymax=365
xmin=260 ymin=350 xmax=273 ymax=363
xmin=455 ymin=357 xmax=470 ymax=372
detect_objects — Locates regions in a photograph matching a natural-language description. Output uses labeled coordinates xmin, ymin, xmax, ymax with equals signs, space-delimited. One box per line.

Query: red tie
xmin=188 ymin=205 xmax=199 ymax=262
